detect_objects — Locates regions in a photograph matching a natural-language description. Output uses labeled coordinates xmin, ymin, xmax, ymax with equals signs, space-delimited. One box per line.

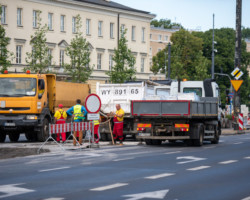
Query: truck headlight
xmin=26 ymin=115 xmax=38 ymax=120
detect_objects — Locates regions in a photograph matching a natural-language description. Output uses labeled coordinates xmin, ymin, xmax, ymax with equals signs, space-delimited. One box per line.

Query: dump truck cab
xmin=0 ymin=72 xmax=56 ymax=142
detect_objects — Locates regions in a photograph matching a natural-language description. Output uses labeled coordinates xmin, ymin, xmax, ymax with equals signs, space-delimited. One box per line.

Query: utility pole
xmin=211 ymin=14 xmax=215 ymax=79
xmin=167 ymin=42 xmax=171 ymax=80
xmin=233 ymin=0 xmax=242 ymax=129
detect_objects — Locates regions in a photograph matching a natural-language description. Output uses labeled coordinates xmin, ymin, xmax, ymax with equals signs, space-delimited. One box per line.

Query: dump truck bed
xmin=131 ymin=99 xmax=218 ymax=118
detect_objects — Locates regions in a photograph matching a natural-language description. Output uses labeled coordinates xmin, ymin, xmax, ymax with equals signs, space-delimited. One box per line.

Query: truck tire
xmin=145 ymin=139 xmax=153 ymax=145
xmin=8 ymin=132 xmax=20 ymax=142
xmin=211 ymin=125 xmax=220 ymax=144
xmin=25 ymin=132 xmax=37 ymax=142
xmin=0 ymin=133 xmax=6 ymax=143
xmin=193 ymin=125 xmax=204 ymax=146
xmin=37 ymin=118 xmax=49 ymax=142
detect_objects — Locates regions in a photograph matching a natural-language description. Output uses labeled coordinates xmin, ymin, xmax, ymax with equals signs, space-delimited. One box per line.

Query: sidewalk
xmin=221 ymin=128 xmax=249 ymax=135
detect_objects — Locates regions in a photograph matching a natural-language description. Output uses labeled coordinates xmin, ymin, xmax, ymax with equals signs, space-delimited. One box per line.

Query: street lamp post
xmin=211 ymin=13 xmax=215 ymax=79
xmin=167 ymin=42 xmax=171 ymax=80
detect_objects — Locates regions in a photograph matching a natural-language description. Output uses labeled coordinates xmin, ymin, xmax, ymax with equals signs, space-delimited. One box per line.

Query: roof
xmin=73 ymin=0 xmax=151 ymax=14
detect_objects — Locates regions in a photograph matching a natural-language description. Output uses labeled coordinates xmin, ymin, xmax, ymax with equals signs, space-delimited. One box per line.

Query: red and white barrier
xmin=50 ymin=122 xmax=93 ymax=134
xmin=239 ymin=113 xmax=243 ymax=130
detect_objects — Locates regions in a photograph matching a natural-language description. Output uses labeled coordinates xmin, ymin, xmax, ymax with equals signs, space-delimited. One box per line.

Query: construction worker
xmin=93 ymin=114 xmax=101 ymax=144
xmin=54 ymin=104 xmax=67 ymax=143
xmin=112 ymin=104 xmax=125 ymax=145
xmin=66 ymin=99 xmax=87 ymax=146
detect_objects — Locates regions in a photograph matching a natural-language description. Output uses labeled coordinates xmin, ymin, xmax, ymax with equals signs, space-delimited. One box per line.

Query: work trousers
xmin=113 ymin=122 xmax=124 ymax=141
xmin=56 ymin=120 xmax=66 ymax=142
xmin=73 ymin=130 xmax=83 ymax=146
xmin=94 ymin=124 xmax=100 ymax=144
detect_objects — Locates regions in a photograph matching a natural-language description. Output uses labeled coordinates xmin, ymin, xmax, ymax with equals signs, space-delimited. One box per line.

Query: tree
xmin=0 ymin=8 xmax=13 ymax=73
xmin=106 ymin=29 xmax=136 ymax=83
xmin=151 ymin=18 xmax=182 ymax=29
xmin=25 ymin=10 xmax=51 ymax=73
xmin=151 ymin=29 xmax=209 ymax=80
xmin=64 ymin=14 xmax=92 ymax=83
xmin=242 ymin=27 xmax=250 ymax=39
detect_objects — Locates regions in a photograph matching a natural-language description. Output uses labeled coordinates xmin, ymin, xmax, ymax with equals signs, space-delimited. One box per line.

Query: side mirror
xmin=38 ymin=93 xmax=43 ymax=99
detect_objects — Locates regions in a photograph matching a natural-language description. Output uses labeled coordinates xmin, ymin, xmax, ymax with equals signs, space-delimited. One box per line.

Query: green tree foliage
xmin=151 ymin=18 xmax=182 ymax=29
xmin=64 ymin=14 xmax=92 ymax=83
xmin=193 ymin=28 xmax=250 ymax=106
xmin=106 ymin=29 xmax=136 ymax=83
xmin=242 ymin=27 xmax=250 ymax=39
xmin=0 ymin=7 xmax=13 ymax=73
xmin=25 ymin=11 xmax=51 ymax=73
xmin=151 ymin=29 xmax=209 ymax=80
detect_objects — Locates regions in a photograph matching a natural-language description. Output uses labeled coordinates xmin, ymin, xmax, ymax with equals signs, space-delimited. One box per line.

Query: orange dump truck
xmin=0 ymin=72 xmax=90 ymax=142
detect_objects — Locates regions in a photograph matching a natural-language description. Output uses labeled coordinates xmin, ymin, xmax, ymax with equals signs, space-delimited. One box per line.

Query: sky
xmin=113 ymin=0 xmax=250 ymax=31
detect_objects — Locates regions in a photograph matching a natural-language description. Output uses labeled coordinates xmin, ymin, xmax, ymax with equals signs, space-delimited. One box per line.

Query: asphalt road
xmin=1 ymin=133 xmax=250 ymax=200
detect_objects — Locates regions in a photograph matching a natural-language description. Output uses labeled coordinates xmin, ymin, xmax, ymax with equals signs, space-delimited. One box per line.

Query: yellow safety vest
xmin=94 ymin=120 xmax=100 ymax=125
xmin=73 ymin=105 xmax=83 ymax=120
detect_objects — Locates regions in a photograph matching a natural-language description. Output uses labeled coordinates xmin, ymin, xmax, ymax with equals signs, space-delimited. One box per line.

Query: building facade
xmin=0 ymin=0 xmax=155 ymax=88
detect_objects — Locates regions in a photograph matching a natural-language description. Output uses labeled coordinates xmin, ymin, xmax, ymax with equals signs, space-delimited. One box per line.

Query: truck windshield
xmin=0 ymin=78 xmax=37 ymax=97
xmin=183 ymin=88 xmax=202 ymax=97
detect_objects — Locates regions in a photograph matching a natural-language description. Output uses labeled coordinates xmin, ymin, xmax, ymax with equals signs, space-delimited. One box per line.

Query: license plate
xmin=5 ymin=123 xmax=16 ymax=126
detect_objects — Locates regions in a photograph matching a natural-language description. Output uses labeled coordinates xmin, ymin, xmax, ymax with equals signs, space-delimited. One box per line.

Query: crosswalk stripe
xmin=90 ymin=183 xmax=128 ymax=191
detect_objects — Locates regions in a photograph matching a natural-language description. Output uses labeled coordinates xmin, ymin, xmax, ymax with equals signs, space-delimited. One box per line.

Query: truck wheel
xmin=193 ymin=126 xmax=204 ymax=146
xmin=152 ymin=139 xmax=162 ymax=145
xmin=25 ymin=132 xmax=37 ymax=142
xmin=0 ymin=133 xmax=6 ymax=143
xmin=145 ymin=139 xmax=153 ymax=145
xmin=211 ymin=125 xmax=220 ymax=144
xmin=37 ymin=118 xmax=49 ymax=142
xmin=8 ymin=132 xmax=20 ymax=142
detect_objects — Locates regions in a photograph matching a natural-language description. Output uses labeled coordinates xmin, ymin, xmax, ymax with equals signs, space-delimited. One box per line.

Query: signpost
xmin=85 ymin=94 xmax=102 ymax=120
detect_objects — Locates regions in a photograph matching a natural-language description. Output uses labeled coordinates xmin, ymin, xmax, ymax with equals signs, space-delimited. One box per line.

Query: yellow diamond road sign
xmin=231 ymin=67 xmax=243 ymax=80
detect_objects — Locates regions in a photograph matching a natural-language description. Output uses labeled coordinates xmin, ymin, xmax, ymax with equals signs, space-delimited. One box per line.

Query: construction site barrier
xmin=38 ymin=121 xmax=94 ymax=154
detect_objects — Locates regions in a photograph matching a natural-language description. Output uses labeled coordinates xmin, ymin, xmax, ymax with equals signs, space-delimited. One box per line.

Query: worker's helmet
xmin=59 ymin=104 xmax=63 ymax=108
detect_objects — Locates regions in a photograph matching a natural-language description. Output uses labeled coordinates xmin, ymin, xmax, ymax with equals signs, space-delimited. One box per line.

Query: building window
xmin=33 ymin=10 xmax=38 ymax=28
xmin=121 ymin=24 xmax=125 ymax=34
xmin=1 ymin=6 xmax=6 ymax=24
xmin=48 ymin=13 xmax=53 ymax=30
xmin=60 ymin=50 xmax=64 ymax=66
xmin=158 ymin=35 xmax=162 ymax=41
xmin=110 ymin=23 xmax=114 ymax=39
xmin=48 ymin=49 xmax=52 ymax=65
xmin=16 ymin=45 xmax=22 ymax=64
xmin=141 ymin=58 xmax=145 ymax=72
xmin=72 ymin=17 xmax=76 ymax=33
xmin=150 ymin=34 xmax=152 ymax=40
xmin=158 ymin=48 xmax=161 ymax=52
xmin=98 ymin=21 xmax=103 ymax=37
xmin=109 ymin=54 xmax=113 ymax=70
xmin=97 ymin=53 xmax=102 ymax=69
xmin=142 ymin=27 xmax=145 ymax=42
xmin=86 ymin=19 xmax=90 ymax=35
xmin=132 ymin=26 xmax=136 ymax=41
xmin=165 ymin=35 xmax=168 ymax=41
xmin=17 ymin=8 xmax=22 ymax=26
xmin=60 ymin=15 xmax=65 ymax=32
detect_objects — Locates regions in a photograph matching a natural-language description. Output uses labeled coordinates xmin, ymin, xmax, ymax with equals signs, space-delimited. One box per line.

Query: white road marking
xmin=244 ymin=156 xmax=250 ymax=159
xmin=187 ymin=166 xmax=211 ymax=171
xmin=164 ymin=151 xmax=181 ymax=155
xmin=203 ymin=146 xmax=216 ymax=149
xmin=113 ymin=158 xmax=135 ymax=162
xmin=123 ymin=189 xmax=169 ymax=200
xmin=233 ymin=142 xmax=243 ymax=145
xmin=0 ymin=183 xmax=34 ymax=199
xmin=39 ymin=166 xmax=70 ymax=172
xmin=145 ymin=173 xmax=175 ymax=179
xmin=43 ymin=198 xmax=64 ymax=200
xmin=177 ymin=156 xmax=207 ymax=164
xmin=219 ymin=160 xmax=238 ymax=164
xmin=90 ymin=183 xmax=128 ymax=191
xmin=242 ymin=196 xmax=250 ymax=200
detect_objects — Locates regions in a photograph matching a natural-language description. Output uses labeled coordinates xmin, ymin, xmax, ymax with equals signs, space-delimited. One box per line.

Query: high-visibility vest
xmin=73 ymin=105 xmax=83 ymax=120
xmin=94 ymin=120 xmax=100 ymax=125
